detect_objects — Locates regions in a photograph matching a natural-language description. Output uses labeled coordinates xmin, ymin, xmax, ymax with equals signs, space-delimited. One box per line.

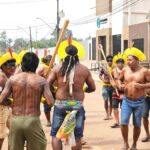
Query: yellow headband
xmin=16 ymin=50 xmax=29 ymax=65
xmin=123 ymin=47 xmax=146 ymax=61
xmin=113 ymin=53 xmax=125 ymax=65
xmin=0 ymin=52 xmax=18 ymax=66
xmin=58 ymin=40 xmax=85 ymax=59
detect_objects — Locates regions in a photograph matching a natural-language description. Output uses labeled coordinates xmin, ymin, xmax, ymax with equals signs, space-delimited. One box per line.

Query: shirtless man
xmin=118 ymin=55 xmax=150 ymax=150
xmin=0 ymin=52 xmax=54 ymax=150
xmin=111 ymin=58 xmax=125 ymax=128
xmin=0 ymin=53 xmax=17 ymax=150
xmin=99 ymin=55 xmax=114 ymax=120
xmin=141 ymin=88 xmax=150 ymax=142
xmin=37 ymin=55 xmax=55 ymax=127
xmin=47 ymin=45 xmax=96 ymax=150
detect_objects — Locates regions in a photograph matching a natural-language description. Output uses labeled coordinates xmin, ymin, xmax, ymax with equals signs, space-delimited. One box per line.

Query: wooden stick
xmin=46 ymin=20 xmax=69 ymax=78
xmin=98 ymin=44 xmax=119 ymax=96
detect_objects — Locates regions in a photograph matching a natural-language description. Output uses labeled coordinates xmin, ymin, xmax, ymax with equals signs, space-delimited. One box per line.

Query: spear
xmin=98 ymin=44 xmax=119 ymax=96
xmin=46 ymin=20 xmax=69 ymax=78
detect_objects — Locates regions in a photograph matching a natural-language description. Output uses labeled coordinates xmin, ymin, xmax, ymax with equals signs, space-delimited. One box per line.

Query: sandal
xmin=111 ymin=123 xmax=120 ymax=128
xmin=141 ymin=136 xmax=150 ymax=142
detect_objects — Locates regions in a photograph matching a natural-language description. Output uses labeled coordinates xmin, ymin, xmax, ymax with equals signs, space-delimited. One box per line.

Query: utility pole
xmin=56 ymin=0 xmax=60 ymax=41
xmin=29 ymin=26 xmax=33 ymax=52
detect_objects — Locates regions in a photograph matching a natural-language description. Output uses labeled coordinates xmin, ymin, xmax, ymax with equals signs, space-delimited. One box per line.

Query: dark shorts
xmin=142 ymin=97 xmax=150 ymax=118
xmin=43 ymin=103 xmax=51 ymax=113
xmin=121 ymin=96 xmax=144 ymax=127
xmin=112 ymin=98 xmax=122 ymax=108
xmin=102 ymin=86 xmax=114 ymax=101
xmin=51 ymin=105 xmax=85 ymax=139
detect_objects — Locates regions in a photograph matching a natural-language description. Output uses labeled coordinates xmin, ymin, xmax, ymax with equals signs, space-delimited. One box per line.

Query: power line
xmin=0 ymin=0 xmax=144 ymax=32
xmin=71 ymin=0 xmax=143 ymax=25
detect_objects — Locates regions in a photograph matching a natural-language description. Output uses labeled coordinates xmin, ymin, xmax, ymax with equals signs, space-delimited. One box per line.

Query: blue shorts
xmin=43 ymin=104 xmax=51 ymax=113
xmin=50 ymin=105 xmax=85 ymax=139
xmin=121 ymin=96 xmax=144 ymax=127
xmin=102 ymin=86 xmax=113 ymax=101
xmin=142 ymin=97 xmax=150 ymax=118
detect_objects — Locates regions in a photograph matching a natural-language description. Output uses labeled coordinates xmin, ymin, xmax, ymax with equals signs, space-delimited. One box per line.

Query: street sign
xmin=96 ymin=18 xmax=101 ymax=28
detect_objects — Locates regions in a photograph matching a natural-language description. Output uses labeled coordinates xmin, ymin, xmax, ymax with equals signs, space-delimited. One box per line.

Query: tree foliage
xmin=13 ymin=38 xmax=29 ymax=52
xmin=0 ymin=29 xmax=83 ymax=55
xmin=0 ymin=31 xmax=13 ymax=54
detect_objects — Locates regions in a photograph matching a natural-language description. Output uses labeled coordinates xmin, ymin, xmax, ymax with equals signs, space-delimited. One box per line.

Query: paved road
xmin=2 ymin=64 xmax=150 ymax=149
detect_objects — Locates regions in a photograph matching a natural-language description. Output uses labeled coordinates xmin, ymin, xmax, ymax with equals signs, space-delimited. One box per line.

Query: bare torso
xmin=10 ymin=72 xmax=50 ymax=116
xmin=123 ymin=66 xmax=146 ymax=99
xmin=48 ymin=63 xmax=95 ymax=101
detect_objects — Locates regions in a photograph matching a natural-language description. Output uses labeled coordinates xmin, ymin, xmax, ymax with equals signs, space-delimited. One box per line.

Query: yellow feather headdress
xmin=16 ymin=50 xmax=29 ymax=65
xmin=0 ymin=49 xmax=18 ymax=66
xmin=58 ymin=33 xmax=85 ymax=60
xmin=113 ymin=53 xmax=125 ymax=65
xmin=123 ymin=47 xmax=146 ymax=61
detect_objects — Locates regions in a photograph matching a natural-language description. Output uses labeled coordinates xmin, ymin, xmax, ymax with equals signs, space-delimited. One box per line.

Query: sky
xmin=0 ymin=0 xmax=96 ymax=41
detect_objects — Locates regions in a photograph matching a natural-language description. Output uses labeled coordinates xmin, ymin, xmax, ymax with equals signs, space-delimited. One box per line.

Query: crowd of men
xmin=0 ymin=44 xmax=149 ymax=150
xmin=99 ymin=49 xmax=150 ymax=150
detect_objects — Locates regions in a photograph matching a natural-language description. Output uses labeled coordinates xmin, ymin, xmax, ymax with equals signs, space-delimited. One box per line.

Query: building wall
xmin=96 ymin=28 xmax=112 ymax=60
xmin=129 ymin=22 xmax=149 ymax=56
xmin=96 ymin=0 xmax=112 ymax=15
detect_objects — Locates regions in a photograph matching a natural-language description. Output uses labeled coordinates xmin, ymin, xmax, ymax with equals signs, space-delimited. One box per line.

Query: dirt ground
xmin=2 ymin=81 xmax=150 ymax=150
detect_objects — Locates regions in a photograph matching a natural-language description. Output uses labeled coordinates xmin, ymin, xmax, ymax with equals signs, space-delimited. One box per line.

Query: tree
xmin=0 ymin=31 xmax=13 ymax=54
xmin=13 ymin=38 xmax=29 ymax=53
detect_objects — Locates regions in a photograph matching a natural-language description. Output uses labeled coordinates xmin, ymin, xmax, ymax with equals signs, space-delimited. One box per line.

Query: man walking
xmin=0 ymin=52 xmax=17 ymax=149
xmin=0 ymin=52 xmax=54 ymax=150
xmin=48 ymin=45 xmax=96 ymax=150
xmin=99 ymin=55 xmax=114 ymax=120
xmin=118 ymin=50 xmax=150 ymax=150
xmin=141 ymin=89 xmax=150 ymax=142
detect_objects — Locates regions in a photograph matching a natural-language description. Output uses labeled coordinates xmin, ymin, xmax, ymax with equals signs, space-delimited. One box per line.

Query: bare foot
xmin=46 ymin=121 xmax=51 ymax=127
xmin=122 ymin=144 xmax=129 ymax=150
xmin=130 ymin=144 xmax=137 ymax=150
xmin=104 ymin=117 xmax=109 ymax=120
xmin=141 ymin=136 xmax=150 ymax=142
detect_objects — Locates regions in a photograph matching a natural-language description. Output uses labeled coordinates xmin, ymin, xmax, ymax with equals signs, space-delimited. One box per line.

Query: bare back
xmin=48 ymin=63 xmax=95 ymax=101
xmin=8 ymin=72 xmax=53 ymax=116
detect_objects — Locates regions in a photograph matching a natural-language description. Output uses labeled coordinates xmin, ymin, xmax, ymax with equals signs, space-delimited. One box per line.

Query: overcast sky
xmin=0 ymin=0 xmax=96 ymax=40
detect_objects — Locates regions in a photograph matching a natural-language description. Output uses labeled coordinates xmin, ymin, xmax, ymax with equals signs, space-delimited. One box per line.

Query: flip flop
xmin=141 ymin=137 xmax=150 ymax=142
xmin=111 ymin=123 xmax=120 ymax=128
xmin=81 ymin=141 xmax=87 ymax=145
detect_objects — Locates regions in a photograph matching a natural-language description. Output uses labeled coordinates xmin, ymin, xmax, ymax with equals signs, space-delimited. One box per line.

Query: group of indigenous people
xmin=98 ymin=46 xmax=150 ymax=150
xmin=0 ymin=35 xmax=96 ymax=150
xmin=0 ymin=38 xmax=149 ymax=150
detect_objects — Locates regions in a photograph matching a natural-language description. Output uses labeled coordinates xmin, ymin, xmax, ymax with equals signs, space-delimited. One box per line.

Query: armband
xmin=41 ymin=97 xmax=46 ymax=103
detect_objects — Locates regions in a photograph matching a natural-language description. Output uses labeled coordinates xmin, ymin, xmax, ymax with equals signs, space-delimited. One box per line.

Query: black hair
xmin=1 ymin=59 xmax=16 ymax=70
xmin=65 ymin=45 xmax=78 ymax=56
xmin=106 ymin=55 xmax=113 ymax=61
xmin=60 ymin=45 xmax=79 ymax=76
xmin=60 ymin=55 xmax=79 ymax=76
xmin=116 ymin=58 xmax=125 ymax=64
xmin=21 ymin=52 xmax=39 ymax=72
xmin=41 ymin=55 xmax=52 ymax=64
xmin=2 ymin=59 xmax=16 ymax=66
